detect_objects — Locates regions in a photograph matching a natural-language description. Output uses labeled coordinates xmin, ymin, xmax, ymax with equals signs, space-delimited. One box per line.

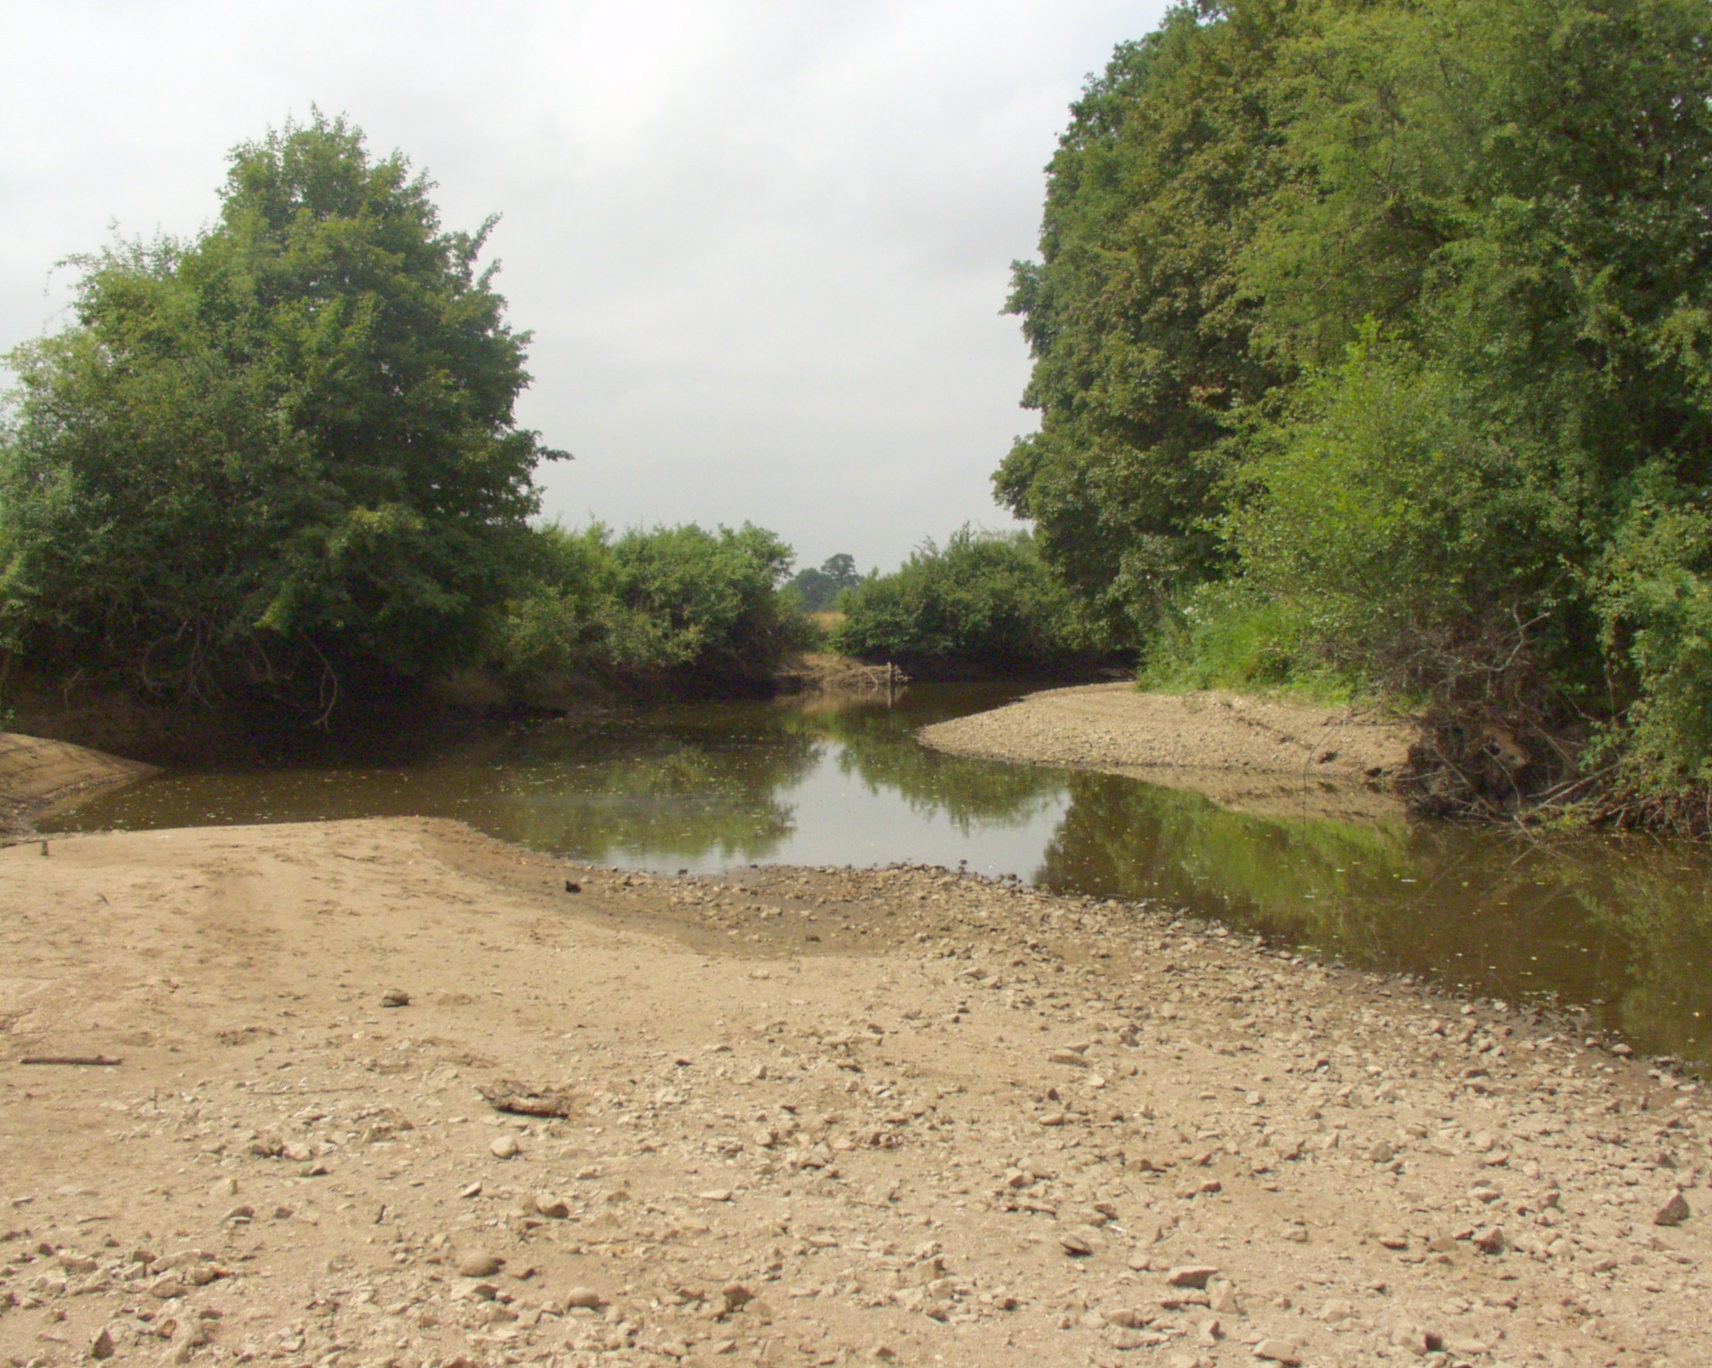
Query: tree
xmin=996 ymin=4 xmax=1299 ymax=632
xmin=0 ymin=112 xmax=563 ymax=717
xmin=788 ymin=553 xmax=864 ymax=613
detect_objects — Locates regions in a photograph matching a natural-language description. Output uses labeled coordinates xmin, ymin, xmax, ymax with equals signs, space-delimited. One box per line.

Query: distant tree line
xmin=1000 ymin=0 xmax=1712 ymax=826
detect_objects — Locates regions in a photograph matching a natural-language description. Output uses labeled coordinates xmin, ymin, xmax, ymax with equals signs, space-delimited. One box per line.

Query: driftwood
xmin=19 ymin=1054 xmax=122 ymax=1066
xmin=476 ymin=1079 xmax=579 ymax=1118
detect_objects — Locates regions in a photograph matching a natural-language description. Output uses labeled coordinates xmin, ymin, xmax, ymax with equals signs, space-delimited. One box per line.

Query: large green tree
xmin=996 ymin=2 xmax=1298 ymax=631
xmin=0 ymin=113 xmax=562 ymax=716
xmin=1008 ymin=0 xmax=1712 ymax=815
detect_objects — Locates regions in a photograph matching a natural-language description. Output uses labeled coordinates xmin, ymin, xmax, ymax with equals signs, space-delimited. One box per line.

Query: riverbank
xmin=0 ymin=732 xmax=156 ymax=838
xmin=920 ymin=683 xmax=1420 ymax=821
xmin=2 ymin=814 xmax=1705 ymax=1367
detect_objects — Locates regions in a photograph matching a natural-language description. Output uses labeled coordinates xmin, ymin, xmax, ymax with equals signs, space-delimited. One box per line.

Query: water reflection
xmin=46 ymin=686 xmax=1712 ymax=1065
xmin=1038 ymin=775 xmax=1712 ymax=1062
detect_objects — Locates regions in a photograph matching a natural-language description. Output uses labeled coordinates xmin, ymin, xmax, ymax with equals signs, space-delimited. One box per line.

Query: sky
xmin=0 ymin=0 xmax=1168 ymax=575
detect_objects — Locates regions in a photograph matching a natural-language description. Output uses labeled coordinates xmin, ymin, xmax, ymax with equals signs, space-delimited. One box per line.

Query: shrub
xmin=834 ymin=528 xmax=1105 ymax=671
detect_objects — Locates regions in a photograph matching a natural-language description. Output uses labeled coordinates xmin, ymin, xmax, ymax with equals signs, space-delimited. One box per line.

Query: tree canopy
xmin=1004 ymin=0 xmax=1712 ymax=819
xmin=0 ymin=113 xmax=563 ymax=718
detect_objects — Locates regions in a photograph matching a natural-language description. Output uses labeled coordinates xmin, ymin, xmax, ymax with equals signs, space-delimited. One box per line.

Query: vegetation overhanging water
xmin=47 ymin=684 xmax=1712 ymax=1069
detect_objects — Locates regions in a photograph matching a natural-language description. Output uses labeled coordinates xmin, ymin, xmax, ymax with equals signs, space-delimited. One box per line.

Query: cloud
xmin=0 ymin=0 xmax=1162 ymax=571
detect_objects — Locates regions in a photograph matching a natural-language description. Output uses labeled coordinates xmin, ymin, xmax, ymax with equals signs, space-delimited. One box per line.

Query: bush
xmin=1140 ymin=581 xmax=1353 ymax=701
xmin=493 ymin=522 xmax=811 ymax=686
xmin=833 ymin=528 xmax=1105 ymax=671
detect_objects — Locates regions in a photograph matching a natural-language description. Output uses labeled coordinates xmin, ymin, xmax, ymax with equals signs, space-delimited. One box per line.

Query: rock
xmin=1655 ymin=1190 xmax=1692 ymax=1227
xmin=564 ymin=1286 xmax=606 ymax=1310
xmin=490 ymin=1134 xmax=520 ymax=1160
xmin=1253 ymin=1340 xmax=1302 ymax=1364
xmin=456 ymin=1251 xmax=504 ymax=1278
xmin=1166 ymin=1265 xmax=1219 ymax=1289
xmin=532 ymin=1193 xmax=570 ymax=1219
xmin=721 ymin=1282 xmax=755 ymax=1314
xmin=90 ymin=1327 xmax=115 ymax=1360
xmin=1471 ymin=1226 xmax=1506 ymax=1255
xmin=380 ymin=988 xmax=410 ymax=1007
xmin=1391 ymin=1323 xmax=1443 ymax=1354
xmin=1060 ymin=1229 xmax=1097 ymax=1257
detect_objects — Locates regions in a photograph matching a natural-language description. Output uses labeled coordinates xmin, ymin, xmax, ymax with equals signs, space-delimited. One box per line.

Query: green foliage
xmin=0 ymin=112 xmax=559 ymax=715
xmin=833 ymin=528 xmax=1105 ymax=670
xmin=1009 ymin=0 xmax=1712 ymax=817
xmin=1140 ymin=580 xmax=1354 ymax=703
xmin=996 ymin=4 xmax=1298 ymax=631
xmin=1592 ymin=477 xmax=1712 ymax=791
xmin=788 ymin=554 xmax=863 ymax=614
xmin=493 ymin=522 xmax=811 ymax=686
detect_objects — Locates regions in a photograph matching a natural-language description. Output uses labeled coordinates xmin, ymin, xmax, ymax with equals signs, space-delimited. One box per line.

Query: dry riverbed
xmin=2 ymin=812 xmax=1707 ymax=1368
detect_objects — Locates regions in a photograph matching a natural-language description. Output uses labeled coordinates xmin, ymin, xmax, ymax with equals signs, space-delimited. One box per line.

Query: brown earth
xmin=1 ymin=798 xmax=1707 ymax=1368
xmin=920 ymin=685 xmax=1420 ymax=822
xmin=0 ymin=733 xmax=157 ymax=838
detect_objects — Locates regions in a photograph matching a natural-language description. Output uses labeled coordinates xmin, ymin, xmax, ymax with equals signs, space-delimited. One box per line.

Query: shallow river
xmin=47 ymin=684 xmax=1712 ymax=1067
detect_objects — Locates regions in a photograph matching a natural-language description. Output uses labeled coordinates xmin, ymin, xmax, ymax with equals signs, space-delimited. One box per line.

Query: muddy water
xmin=47 ymin=685 xmax=1712 ymax=1066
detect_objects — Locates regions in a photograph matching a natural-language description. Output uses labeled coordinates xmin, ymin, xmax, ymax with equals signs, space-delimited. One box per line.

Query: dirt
xmin=0 ymin=734 xmax=157 ymax=838
xmin=920 ymin=684 xmax=1421 ymax=822
xmin=0 ymin=787 xmax=1706 ymax=1368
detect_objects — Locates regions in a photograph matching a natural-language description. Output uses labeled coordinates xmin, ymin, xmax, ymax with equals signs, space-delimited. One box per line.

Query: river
xmin=45 ymin=684 xmax=1712 ymax=1067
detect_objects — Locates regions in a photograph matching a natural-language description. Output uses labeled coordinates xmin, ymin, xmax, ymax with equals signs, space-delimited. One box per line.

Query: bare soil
xmin=0 ymin=734 xmax=156 ymax=838
xmin=920 ymin=685 xmax=1421 ymax=822
xmin=1 ymin=791 xmax=1706 ymax=1368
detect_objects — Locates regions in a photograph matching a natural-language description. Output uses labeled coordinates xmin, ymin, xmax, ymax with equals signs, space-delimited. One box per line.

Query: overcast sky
xmin=1 ymin=0 xmax=1166 ymax=574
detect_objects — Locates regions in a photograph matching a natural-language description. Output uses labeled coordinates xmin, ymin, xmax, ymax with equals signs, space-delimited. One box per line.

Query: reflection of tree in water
xmin=1538 ymin=847 xmax=1712 ymax=1064
xmin=456 ymin=713 xmax=821 ymax=864
xmin=783 ymin=698 xmax=1064 ymax=834
xmin=1033 ymin=776 xmax=1712 ymax=1064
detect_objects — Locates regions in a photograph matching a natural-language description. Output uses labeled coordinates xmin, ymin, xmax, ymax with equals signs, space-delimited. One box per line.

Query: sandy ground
xmin=919 ymin=685 xmax=1420 ymax=821
xmin=2 ymin=803 xmax=1708 ymax=1368
xmin=0 ymin=735 xmax=156 ymax=837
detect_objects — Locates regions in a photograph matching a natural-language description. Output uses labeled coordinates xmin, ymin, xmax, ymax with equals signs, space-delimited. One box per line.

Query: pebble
xmin=1253 ymin=1339 xmax=1302 ymax=1365
xmin=1166 ymin=1265 xmax=1220 ymax=1289
xmin=490 ymin=1134 xmax=521 ymax=1160
xmin=564 ymin=1287 xmax=606 ymax=1310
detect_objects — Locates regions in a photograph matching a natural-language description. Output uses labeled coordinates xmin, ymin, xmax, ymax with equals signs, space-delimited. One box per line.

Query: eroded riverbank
xmin=2 ymin=816 xmax=1705 ymax=1367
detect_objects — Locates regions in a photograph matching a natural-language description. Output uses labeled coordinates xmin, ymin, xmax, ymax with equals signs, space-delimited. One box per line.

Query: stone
xmin=1471 ymin=1226 xmax=1506 ymax=1255
xmin=490 ymin=1134 xmax=520 ymax=1160
xmin=456 ymin=1251 xmax=504 ymax=1278
xmin=1655 ymin=1190 xmax=1692 ymax=1227
xmin=564 ymin=1286 xmax=606 ymax=1310
xmin=1166 ymin=1265 xmax=1219 ymax=1289
xmin=90 ymin=1327 xmax=115 ymax=1360
xmin=1253 ymin=1340 xmax=1302 ymax=1365
xmin=532 ymin=1193 xmax=570 ymax=1219
xmin=380 ymin=989 xmax=410 ymax=1007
